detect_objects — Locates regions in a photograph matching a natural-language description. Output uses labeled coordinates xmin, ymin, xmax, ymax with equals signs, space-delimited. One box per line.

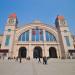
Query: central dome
xmin=32 ymin=20 xmax=42 ymax=24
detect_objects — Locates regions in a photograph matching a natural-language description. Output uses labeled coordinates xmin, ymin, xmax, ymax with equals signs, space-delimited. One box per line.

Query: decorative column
xmin=29 ymin=29 xmax=32 ymax=41
xmin=28 ymin=29 xmax=32 ymax=58
xmin=43 ymin=30 xmax=46 ymax=56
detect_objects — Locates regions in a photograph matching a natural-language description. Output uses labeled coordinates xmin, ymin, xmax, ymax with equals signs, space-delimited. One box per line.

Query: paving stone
xmin=0 ymin=59 xmax=75 ymax=75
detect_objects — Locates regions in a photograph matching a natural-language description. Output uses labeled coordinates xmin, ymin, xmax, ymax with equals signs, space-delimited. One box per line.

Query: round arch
xmin=33 ymin=46 xmax=42 ymax=58
xmin=49 ymin=47 xmax=57 ymax=58
xmin=18 ymin=47 xmax=27 ymax=58
xmin=16 ymin=24 xmax=58 ymax=42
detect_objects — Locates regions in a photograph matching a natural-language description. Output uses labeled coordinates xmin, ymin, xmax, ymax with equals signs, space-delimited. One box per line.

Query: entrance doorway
xmin=49 ymin=47 xmax=57 ymax=58
xmin=33 ymin=46 xmax=42 ymax=58
xmin=18 ymin=47 xmax=27 ymax=58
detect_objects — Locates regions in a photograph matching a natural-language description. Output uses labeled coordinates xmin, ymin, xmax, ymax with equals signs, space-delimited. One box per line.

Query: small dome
xmin=32 ymin=20 xmax=42 ymax=24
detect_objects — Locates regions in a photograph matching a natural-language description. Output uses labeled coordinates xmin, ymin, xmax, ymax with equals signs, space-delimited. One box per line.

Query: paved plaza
xmin=0 ymin=58 xmax=75 ymax=75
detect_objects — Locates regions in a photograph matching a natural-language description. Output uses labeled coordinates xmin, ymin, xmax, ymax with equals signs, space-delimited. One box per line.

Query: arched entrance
xmin=49 ymin=47 xmax=57 ymax=58
xmin=33 ymin=46 xmax=42 ymax=58
xmin=18 ymin=47 xmax=27 ymax=58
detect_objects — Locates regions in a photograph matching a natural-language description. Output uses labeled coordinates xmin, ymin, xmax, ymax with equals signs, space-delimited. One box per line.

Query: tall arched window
xmin=46 ymin=31 xmax=56 ymax=41
xmin=18 ymin=30 xmax=29 ymax=41
xmin=64 ymin=36 xmax=70 ymax=46
xmin=5 ymin=35 xmax=10 ymax=46
xmin=32 ymin=29 xmax=44 ymax=41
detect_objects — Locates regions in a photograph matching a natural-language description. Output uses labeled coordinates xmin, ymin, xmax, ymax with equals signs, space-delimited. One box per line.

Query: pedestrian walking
xmin=20 ymin=57 xmax=22 ymax=63
xmin=43 ymin=56 xmax=47 ymax=65
xmin=45 ymin=56 xmax=47 ymax=64
xmin=43 ymin=57 xmax=45 ymax=64
xmin=38 ymin=57 xmax=41 ymax=63
xmin=16 ymin=56 xmax=18 ymax=61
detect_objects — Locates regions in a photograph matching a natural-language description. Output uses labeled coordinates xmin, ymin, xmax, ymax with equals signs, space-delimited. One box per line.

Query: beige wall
xmin=12 ymin=23 xmax=61 ymax=58
xmin=12 ymin=43 xmax=60 ymax=58
xmin=0 ymin=35 xmax=3 ymax=48
xmin=0 ymin=35 xmax=3 ymax=43
xmin=1 ymin=21 xmax=74 ymax=58
xmin=56 ymin=22 xmax=74 ymax=58
xmin=72 ymin=35 xmax=75 ymax=48
xmin=1 ymin=25 xmax=16 ymax=57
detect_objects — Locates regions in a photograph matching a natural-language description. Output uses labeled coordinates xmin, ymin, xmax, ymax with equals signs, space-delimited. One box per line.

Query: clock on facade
xmin=60 ymin=19 xmax=65 ymax=25
xmin=9 ymin=18 xmax=14 ymax=24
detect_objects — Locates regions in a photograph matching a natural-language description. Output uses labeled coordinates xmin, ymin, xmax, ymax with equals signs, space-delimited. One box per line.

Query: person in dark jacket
xmin=38 ymin=57 xmax=41 ymax=63
xmin=19 ymin=57 xmax=22 ymax=63
xmin=43 ymin=56 xmax=47 ymax=64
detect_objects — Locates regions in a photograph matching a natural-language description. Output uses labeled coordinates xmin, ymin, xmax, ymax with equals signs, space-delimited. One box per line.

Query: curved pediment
xmin=15 ymin=22 xmax=58 ymax=42
xmin=16 ymin=22 xmax=57 ymax=33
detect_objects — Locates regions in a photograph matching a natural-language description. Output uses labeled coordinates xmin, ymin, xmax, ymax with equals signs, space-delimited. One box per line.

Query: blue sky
xmin=0 ymin=0 xmax=75 ymax=35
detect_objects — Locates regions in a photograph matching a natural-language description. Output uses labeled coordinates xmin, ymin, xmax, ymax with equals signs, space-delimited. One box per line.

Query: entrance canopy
xmin=0 ymin=49 xmax=9 ymax=53
xmin=68 ymin=50 xmax=75 ymax=53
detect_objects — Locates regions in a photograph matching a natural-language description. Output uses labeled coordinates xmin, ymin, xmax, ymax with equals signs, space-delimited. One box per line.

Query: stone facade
xmin=0 ymin=35 xmax=3 ymax=48
xmin=72 ymin=35 xmax=75 ymax=48
xmin=0 ymin=13 xmax=75 ymax=59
